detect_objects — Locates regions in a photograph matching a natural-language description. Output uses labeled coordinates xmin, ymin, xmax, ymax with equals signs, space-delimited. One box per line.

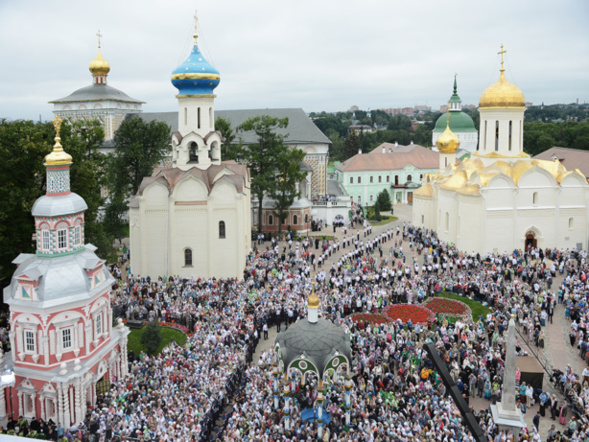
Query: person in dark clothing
xmin=533 ymin=411 xmax=541 ymax=431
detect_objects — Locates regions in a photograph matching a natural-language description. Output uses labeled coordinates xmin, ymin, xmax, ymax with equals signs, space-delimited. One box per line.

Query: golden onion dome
xmin=479 ymin=67 xmax=525 ymax=108
xmin=45 ymin=137 xmax=72 ymax=166
xmin=436 ymin=123 xmax=460 ymax=154
xmin=308 ymin=285 xmax=320 ymax=309
xmin=89 ymin=48 xmax=110 ymax=76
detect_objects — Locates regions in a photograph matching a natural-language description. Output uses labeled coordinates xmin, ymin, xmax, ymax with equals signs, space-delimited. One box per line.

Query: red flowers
xmin=350 ymin=313 xmax=389 ymax=328
xmin=383 ymin=304 xmax=435 ymax=326
xmin=422 ymin=298 xmax=471 ymax=320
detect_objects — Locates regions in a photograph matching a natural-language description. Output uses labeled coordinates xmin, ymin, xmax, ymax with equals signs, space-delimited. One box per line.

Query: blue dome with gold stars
xmin=171 ymin=43 xmax=220 ymax=96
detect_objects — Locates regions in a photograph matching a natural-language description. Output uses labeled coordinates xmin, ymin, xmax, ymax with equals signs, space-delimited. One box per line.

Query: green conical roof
xmin=434 ymin=111 xmax=477 ymax=132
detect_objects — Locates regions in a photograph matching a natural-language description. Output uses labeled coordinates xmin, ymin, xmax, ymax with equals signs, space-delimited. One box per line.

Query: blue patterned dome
xmin=171 ymin=44 xmax=220 ymax=96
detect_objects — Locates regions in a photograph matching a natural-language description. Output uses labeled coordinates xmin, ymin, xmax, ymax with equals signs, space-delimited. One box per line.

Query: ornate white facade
xmin=1 ymin=117 xmax=129 ymax=427
xmin=129 ymin=19 xmax=251 ymax=280
xmin=413 ymin=49 xmax=589 ymax=253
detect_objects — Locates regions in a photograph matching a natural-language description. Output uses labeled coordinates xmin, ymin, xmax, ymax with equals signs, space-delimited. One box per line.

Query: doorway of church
xmin=525 ymin=232 xmax=537 ymax=250
xmin=96 ymin=374 xmax=110 ymax=397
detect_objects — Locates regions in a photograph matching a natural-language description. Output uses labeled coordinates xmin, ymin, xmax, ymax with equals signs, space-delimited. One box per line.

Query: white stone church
xmin=413 ymin=48 xmax=589 ymax=254
xmin=128 ymin=24 xmax=251 ymax=280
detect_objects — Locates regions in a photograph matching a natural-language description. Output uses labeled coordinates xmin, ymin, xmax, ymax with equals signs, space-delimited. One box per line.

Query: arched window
xmin=293 ymin=215 xmax=298 ymax=225
xmin=197 ymin=107 xmax=201 ymax=129
xmin=219 ymin=221 xmax=226 ymax=239
xmin=349 ymin=176 xmax=353 ymax=184
xmin=304 ymin=214 xmax=308 ymax=223
xmin=569 ymin=217 xmax=574 ymax=229
xmin=484 ymin=120 xmax=488 ymax=150
xmin=421 ymin=215 xmax=424 ymax=224
xmin=369 ymin=194 xmax=374 ymax=202
xmin=268 ymin=215 xmax=274 ymax=225
xmin=369 ymin=176 xmax=373 ymax=183
xmin=189 ymin=142 xmax=198 ymax=162
xmin=357 ymin=176 xmax=362 ymax=184
xmin=445 ymin=212 xmax=449 ymax=230
xmin=508 ymin=121 xmax=513 ymax=151
xmin=407 ymin=174 xmax=412 ymax=182
xmin=184 ymin=248 xmax=192 ymax=266
xmin=532 ymin=192 xmax=538 ymax=205
xmin=495 ymin=120 xmax=499 ymax=151
xmin=357 ymin=195 xmax=362 ymax=203
xmin=394 ymin=175 xmax=399 ymax=185
xmin=184 ymin=108 xmax=187 ymax=126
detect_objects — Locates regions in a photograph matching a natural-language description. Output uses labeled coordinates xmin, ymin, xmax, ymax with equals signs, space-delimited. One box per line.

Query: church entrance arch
xmin=96 ymin=374 xmax=110 ymax=397
xmin=525 ymin=232 xmax=537 ymax=250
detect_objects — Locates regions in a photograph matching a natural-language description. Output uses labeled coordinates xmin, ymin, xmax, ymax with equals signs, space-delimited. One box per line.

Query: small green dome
xmin=434 ymin=111 xmax=477 ymax=133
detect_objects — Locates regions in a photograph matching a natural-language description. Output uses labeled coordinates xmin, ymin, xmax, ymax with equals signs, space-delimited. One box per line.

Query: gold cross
xmin=498 ymin=44 xmax=507 ymax=71
xmin=193 ymin=10 xmax=198 ymax=44
xmin=97 ymin=29 xmax=102 ymax=48
xmin=52 ymin=115 xmax=63 ymax=138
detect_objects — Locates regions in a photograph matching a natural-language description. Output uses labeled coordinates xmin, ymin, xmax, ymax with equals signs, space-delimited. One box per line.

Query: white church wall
xmin=456 ymin=196 xmax=483 ymax=253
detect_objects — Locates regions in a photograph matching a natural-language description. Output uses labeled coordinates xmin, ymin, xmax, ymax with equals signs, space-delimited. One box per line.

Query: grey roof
xmin=327 ymin=179 xmax=346 ymax=196
xmin=32 ymin=193 xmax=88 ymax=218
xmin=4 ymin=245 xmax=114 ymax=309
xmin=140 ymin=108 xmax=331 ymax=146
xmin=50 ymin=84 xmax=144 ymax=104
xmin=276 ymin=317 xmax=351 ymax=378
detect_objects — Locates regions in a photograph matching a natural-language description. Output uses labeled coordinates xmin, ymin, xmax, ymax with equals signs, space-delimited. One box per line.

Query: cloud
xmin=1 ymin=0 xmax=588 ymax=121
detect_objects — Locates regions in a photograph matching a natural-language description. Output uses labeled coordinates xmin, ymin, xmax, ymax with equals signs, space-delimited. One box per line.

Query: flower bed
xmin=422 ymin=297 xmax=472 ymax=321
xmin=350 ymin=313 xmax=390 ymax=328
xmin=382 ymin=304 xmax=435 ymax=326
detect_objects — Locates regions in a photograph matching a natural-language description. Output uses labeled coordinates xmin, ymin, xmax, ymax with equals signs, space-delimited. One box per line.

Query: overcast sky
xmin=1 ymin=0 xmax=588 ymax=121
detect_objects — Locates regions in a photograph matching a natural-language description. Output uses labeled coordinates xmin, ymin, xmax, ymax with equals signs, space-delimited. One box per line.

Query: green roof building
xmin=432 ymin=76 xmax=478 ymax=152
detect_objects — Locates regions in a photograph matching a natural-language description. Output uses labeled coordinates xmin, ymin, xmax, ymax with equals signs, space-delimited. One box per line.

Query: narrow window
xmin=378 ymin=176 xmax=382 ymax=183
xmin=42 ymin=230 xmax=50 ymax=251
xmin=219 ymin=221 xmax=226 ymax=239
xmin=445 ymin=212 xmax=449 ymax=230
xmin=197 ymin=107 xmax=201 ymax=129
xmin=184 ymin=108 xmax=187 ymax=126
xmin=268 ymin=215 xmax=273 ymax=226
xmin=421 ymin=215 xmax=424 ymax=224
xmin=349 ymin=177 xmax=353 ymax=184
xmin=370 ymin=194 xmax=374 ymax=202
xmin=184 ymin=248 xmax=192 ymax=266
xmin=357 ymin=195 xmax=362 ymax=203
xmin=25 ymin=330 xmax=35 ymax=353
xmin=62 ymin=328 xmax=72 ymax=350
xmin=484 ymin=120 xmax=488 ymax=150
xmin=569 ymin=217 xmax=574 ymax=229
xmin=495 ymin=120 xmax=499 ymax=151
xmin=96 ymin=312 xmax=103 ymax=336
xmin=357 ymin=176 xmax=361 ymax=184
xmin=386 ymin=176 xmax=390 ymax=183
xmin=420 ymin=174 xmax=423 ymax=181
xmin=395 ymin=175 xmax=399 ymax=185
xmin=293 ymin=215 xmax=298 ymax=225
xmin=57 ymin=229 xmax=67 ymax=249
xmin=533 ymin=192 xmax=538 ymax=205
xmin=209 ymin=107 xmax=213 ymax=128
xmin=370 ymin=176 xmax=373 ymax=183
xmin=407 ymin=174 xmax=412 ymax=182
xmin=74 ymin=226 xmax=81 ymax=246
xmin=508 ymin=121 xmax=512 ymax=151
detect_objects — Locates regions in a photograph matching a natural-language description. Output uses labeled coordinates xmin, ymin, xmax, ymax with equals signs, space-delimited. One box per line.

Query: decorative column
xmin=0 ymin=388 xmax=7 ymax=427
xmin=74 ymin=378 xmax=82 ymax=425
xmin=56 ymin=383 xmax=64 ymax=428
xmin=282 ymin=374 xmax=291 ymax=432
xmin=17 ymin=391 xmax=23 ymax=417
xmin=317 ymin=380 xmax=325 ymax=439
xmin=40 ymin=395 xmax=45 ymax=421
xmin=272 ymin=355 xmax=279 ymax=411
xmin=64 ymin=385 xmax=71 ymax=426
xmin=344 ymin=373 xmax=353 ymax=426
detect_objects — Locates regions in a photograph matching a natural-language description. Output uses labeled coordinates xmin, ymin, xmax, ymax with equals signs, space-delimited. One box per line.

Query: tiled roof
xmin=533 ymin=147 xmax=589 ymax=179
xmin=336 ymin=143 xmax=439 ymax=172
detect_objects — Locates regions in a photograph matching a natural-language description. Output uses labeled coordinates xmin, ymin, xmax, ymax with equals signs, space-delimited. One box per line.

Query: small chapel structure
xmin=413 ymin=46 xmax=589 ymax=253
xmin=128 ymin=14 xmax=251 ymax=280
xmin=0 ymin=116 xmax=129 ymax=427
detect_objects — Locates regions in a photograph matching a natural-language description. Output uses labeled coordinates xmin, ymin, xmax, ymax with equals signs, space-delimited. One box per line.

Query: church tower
xmin=171 ymin=12 xmax=222 ymax=170
xmin=436 ymin=105 xmax=460 ymax=170
xmin=1 ymin=117 xmax=129 ymax=427
xmin=477 ymin=45 xmax=526 ymax=157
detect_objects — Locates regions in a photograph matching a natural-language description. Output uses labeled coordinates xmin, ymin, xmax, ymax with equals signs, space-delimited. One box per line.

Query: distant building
xmin=335 ymin=142 xmax=439 ymax=205
xmin=432 ymin=76 xmax=478 ymax=152
xmin=50 ymin=37 xmax=144 ymax=141
xmin=349 ymin=124 xmax=373 ymax=134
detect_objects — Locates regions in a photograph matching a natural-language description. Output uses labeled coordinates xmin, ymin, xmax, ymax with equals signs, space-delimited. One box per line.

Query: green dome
xmin=434 ymin=111 xmax=477 ymax=133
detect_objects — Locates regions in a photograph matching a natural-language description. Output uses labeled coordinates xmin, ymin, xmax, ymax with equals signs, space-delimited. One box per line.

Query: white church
xmin=413 ymin=47 xmax=589 ymax=254
xmin=128 ymin=19 xmax=251 ymax=280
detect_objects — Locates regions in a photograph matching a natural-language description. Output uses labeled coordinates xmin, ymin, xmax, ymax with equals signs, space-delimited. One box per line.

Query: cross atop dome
xmin=498 ymin=44 xmax=507 ymax=72
xmin=193 ymin=10 xmax=198 ymax=44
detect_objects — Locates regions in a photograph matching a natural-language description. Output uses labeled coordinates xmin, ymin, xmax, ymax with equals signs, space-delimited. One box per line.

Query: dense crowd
xmin=2 ymin=218 xmax=589 ymax=441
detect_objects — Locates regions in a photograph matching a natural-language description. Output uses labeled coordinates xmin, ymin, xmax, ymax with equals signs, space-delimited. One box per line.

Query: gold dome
xmin=45 ymin=116 xmax=72 ymax=166
xmin=308 ymin=284 xmax=319 ymax=308
xmin=436 ymin=123 xmax=460 ymax=154
xmin=89 ymin=48 xmax=110 ymax=76
xmin=479 ymin=70 xmax=525 ymax=108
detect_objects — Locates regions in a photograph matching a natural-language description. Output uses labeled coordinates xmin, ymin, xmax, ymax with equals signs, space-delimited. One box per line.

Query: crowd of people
xmin=1 ymin=216 xmax=588 ymax=441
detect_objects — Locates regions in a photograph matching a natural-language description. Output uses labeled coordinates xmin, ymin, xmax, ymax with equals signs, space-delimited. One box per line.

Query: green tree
xmin=216 ymin=116 xmax=242 ymax=161
xmin=140 ymin=320 xmax=162 ymax=355
xmin=375 ymin=189 xmax=392 ymax=212
xmin=236 ymin=116 xmax=290 ymax=233
xmin=108 ymin=117 xmax=171 ymax=195
xmin=269 ymin=148 xmax=307 ymax=233
xmin=343 ymin=130 xmax=361 ymax=160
